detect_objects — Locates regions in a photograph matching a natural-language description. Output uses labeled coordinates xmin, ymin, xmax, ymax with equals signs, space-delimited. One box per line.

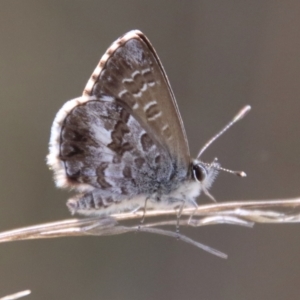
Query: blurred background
xmin=0 ymin=1 xmax=300 ymax=299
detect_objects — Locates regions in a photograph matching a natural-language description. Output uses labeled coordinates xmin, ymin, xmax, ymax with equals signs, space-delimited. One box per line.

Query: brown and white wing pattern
xmin=83 ymin=30 xmax=190 ymax=168
xmin=47 ymin=30 xmax=194 ymax=215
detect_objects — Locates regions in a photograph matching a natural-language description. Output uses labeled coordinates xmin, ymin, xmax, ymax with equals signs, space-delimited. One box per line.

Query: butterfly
xmin=47 ymin=30 xmax=249 ymax=217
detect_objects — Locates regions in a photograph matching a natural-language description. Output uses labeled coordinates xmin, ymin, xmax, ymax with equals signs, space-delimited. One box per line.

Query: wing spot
xmin=118 ymin=90 xmax=128 ymax=98
xmin=134 ymin=157 xmax=145 ymax=168
xmin=145 ymin=102 xmax=162 ymax=121
xmin=120 ymin=108 xmax=130 ymax=123
xmin=131 ymin=70 xmax=140 ymax=78
xmin=122 ymin=165 xmax=132 ymax=178
xmin=133 ymin=91 xmax=142 ymax=98
xmin=140 ymin=133 xmax=154 ymax=152
xmin=142 ymin=68 xmax=151 ymax=75
xmin=96 ymin=162 xmax=112 ymax=189
xmin=99 ymin=60 xmax=106 ymax=68
xmin=143 ymin=69 xmax=156 ymax=86
xmin=122 ymin=78 xmax=133 ymax=84
xmin=141 ymin=83 xmax=147 ymax=92
xmin=107 ymin=48 xmax=114 ymax=56
xmin=100 ymin=95 xmax=115 ymax=102
xmin=143 ymin=100 xmax=157 ymax=112
xmin=162 ymin=125 xmax=172 ymax=139
xmin=155 ymin=155 xmax=161 ymax=164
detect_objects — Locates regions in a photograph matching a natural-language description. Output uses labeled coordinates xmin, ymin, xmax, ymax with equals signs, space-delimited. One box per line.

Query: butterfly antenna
xmin=216 ymin=164 xmax=247 ymax=177
xmin=197 ymin=105 xmax=251 ymax=159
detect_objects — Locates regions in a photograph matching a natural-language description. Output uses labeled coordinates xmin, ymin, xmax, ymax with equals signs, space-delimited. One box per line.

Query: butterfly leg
xmin=140 ymin=197 xmax=150 ymax=224
xmin=176 ymin=200 xmax=186 ymax=234
xmin=187 ymin=199 xmax=199 ymax=225
xmin=169 ymin=197 xmax=199 ymax=231
xmin=137 ymin=197 xmax=151 ymax=232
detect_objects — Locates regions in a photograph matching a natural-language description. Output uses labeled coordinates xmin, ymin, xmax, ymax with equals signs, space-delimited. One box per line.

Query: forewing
xmin=83 ymin=30 xmax=190 ymax=169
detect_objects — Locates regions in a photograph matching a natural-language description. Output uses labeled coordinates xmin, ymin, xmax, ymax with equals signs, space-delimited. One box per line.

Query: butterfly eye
xmin=193 ymin=164 xmax=207 ymax=182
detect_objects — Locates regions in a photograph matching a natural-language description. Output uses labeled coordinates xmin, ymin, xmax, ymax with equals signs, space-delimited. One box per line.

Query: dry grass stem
xmin=1 ymin=197 xmax=300 ymax=258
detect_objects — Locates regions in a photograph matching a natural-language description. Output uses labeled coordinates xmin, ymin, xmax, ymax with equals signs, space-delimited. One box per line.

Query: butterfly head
xmin=191 ymin=159 xmax=220 ymax=201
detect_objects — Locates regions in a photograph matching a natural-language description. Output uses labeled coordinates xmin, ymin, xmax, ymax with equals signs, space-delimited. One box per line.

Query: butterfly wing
xmin=48 ymin=31 xmax=191 ymax=213
xmin=84 ymin=30 xmax=190 ymax=169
